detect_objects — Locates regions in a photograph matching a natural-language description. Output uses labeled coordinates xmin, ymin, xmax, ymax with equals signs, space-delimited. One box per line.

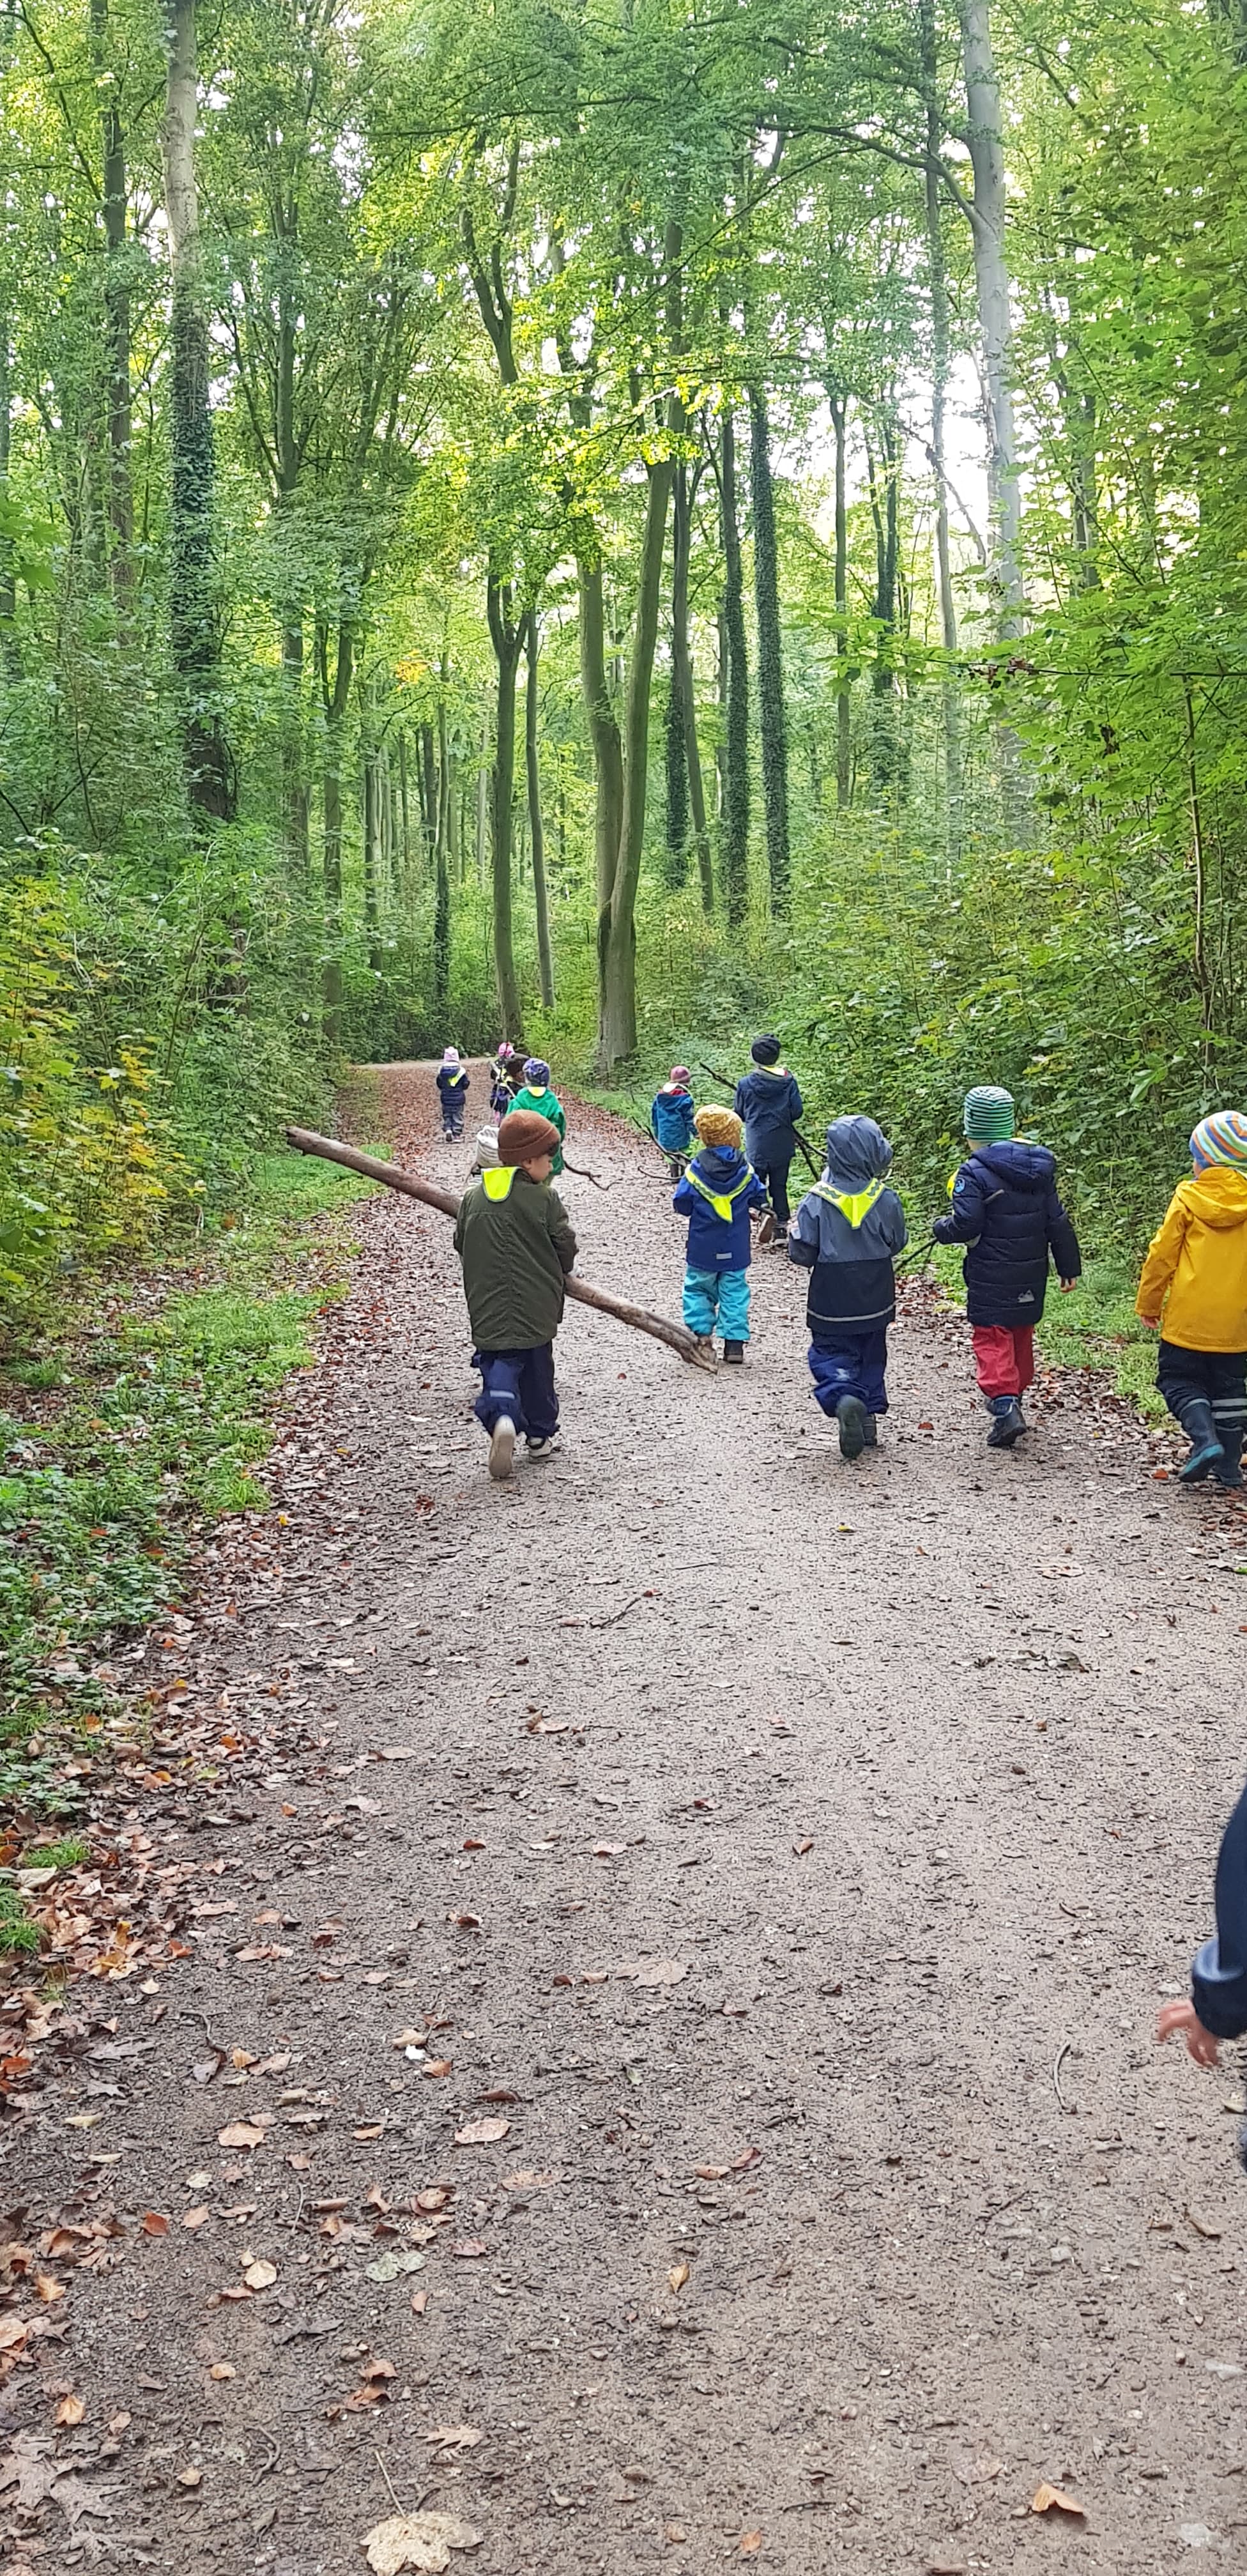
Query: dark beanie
xmin=497 ymin=1110 xmax=561 ymax=1166
xmin=751 ymin=1033 xmax=781 ymax=1065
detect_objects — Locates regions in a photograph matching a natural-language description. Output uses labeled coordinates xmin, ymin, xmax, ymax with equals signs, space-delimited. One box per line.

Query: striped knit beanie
xmin=1191 ymin=1110 xmax=1247 ymax=1170
xmin=963 ymin=1085 xmax=1014 ymax=1144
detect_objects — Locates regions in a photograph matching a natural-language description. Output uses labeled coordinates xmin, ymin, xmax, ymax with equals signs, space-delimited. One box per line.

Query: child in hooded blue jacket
xmin=735 ymin=1034 xmax=804 ymax=1231
xmin=650 ymin=1066 xmax=696 ymax=1180
xmin=673 ymin=1106 xmax=768 ymax=1363
xmin=788 ymin=1116 xmax=908 ymax=1459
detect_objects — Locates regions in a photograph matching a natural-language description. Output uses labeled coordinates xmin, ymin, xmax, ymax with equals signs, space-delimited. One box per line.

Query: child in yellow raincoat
xmin=1136 ymin=1111 xmax=1247 ymax=1487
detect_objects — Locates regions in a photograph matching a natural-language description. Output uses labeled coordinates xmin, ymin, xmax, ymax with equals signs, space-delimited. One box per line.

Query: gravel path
xmin=8 ymin=1061 xmax=1247 ymax=2576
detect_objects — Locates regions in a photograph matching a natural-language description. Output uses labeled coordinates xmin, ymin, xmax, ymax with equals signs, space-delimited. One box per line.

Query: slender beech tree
xmin=748 ymin=385 xmax=790 ymax=912
xmin=524 ymin=609 xmax=555 ymax=1008
xmin=718 ymin=407 xmax=750 ymax=928
xmin=162 ymin=0 xmax=232 ymax=818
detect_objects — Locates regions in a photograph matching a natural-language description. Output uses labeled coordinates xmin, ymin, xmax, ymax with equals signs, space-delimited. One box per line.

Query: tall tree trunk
xmin=600 ymin=450 xmax=673 ymax=1068
xmin=486 ymin=571 xmax=524 ymax=1043
xmin=360 ymin=690 xmax=381 ymax=975
xmin=91 ymin=0 xmax=132 ymax=611
xmin=958 ymin=0 xmax=1023 ymax=636
xmin=663 ymin=661 xmax=689 ymax=887
xmin=720 ymin=410 xmax=750 ymax=928
xmin=748 ymin=386 xmax=790 ymax=913
xmin=475 ymin=738 xmax=488 ymax=885
xmin=670 ymin=460 xmax=713 ymax=910
xmin=420 ymin=721 xmax=438 ymax=863
xmin=397 ymin=730 xmax=413 ymax=889
xmin=828 ymin=390 xmax=851 ymax=808
xmin=0 ymin=324 xmax=18 ymax=684
xmin=282 ymin=621 xmax=309 ymax=876
xmin=525 ymin=610 xmax=555 ymax=1009
xmin=865 ymin=416 xmax=901 ymax=792
xmin=319 ymin=610 xmax=353 ymax=1045
xmin=920 ymin=0 xmax=962 ymax=843
xmin=162 ymin=0 xmax=232 ymax=818
xmin=577 ymin=554 xmax=625 ymax=1004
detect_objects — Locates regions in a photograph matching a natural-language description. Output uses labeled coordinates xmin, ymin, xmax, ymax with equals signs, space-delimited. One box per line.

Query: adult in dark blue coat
xmin=932 ymin=1085 xmax=1082 ymax=1448
xmin=1159 ymin=1782 xmax=1247 ymax=2165
xmin=734 ymin=1035 xmax=804 ymax=1229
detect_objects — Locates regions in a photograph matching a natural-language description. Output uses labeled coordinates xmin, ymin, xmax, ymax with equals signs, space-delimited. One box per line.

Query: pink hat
xmin=442 ymin=1046 xmax=461 ymax=1066
xmin=669 ymin=1065 xmax=692 ymax=1086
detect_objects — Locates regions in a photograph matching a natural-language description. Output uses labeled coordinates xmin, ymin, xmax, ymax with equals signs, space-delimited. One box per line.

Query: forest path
xmin=10 ymin=1062 xmax=1247 ymax=2576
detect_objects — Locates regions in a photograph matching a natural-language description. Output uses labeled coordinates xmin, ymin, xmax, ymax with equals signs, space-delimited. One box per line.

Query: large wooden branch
xmin=286 ymin=1128 xmax=716 ymax=1371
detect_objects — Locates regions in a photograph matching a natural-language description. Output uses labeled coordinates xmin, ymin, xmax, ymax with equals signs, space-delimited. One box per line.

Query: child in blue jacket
xmin=788 ymin=1116 xmax=908 ymax=1458
xmin=734 ymin=1035 xmax=804 ymax=1232
xmin=932 ymin=1084 xmax=1081 ymax=1449
xmin=650 ymin=1066 xmax=696 ymax=1179
xmin=673 ymin=1106 xmax=767 ymax=1364
xmin=436 ymin=1047 xmax=470 ymax=1137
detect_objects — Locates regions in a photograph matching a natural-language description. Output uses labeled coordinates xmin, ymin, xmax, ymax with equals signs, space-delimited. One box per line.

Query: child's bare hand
xmin=1156 ymin=1998 xmax=1221 ymax=2066
xmin=1060 ymin=1278 xmax=1077 ymax=1293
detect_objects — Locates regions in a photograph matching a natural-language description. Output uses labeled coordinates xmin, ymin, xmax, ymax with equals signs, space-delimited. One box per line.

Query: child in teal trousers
xmin=673 ymin=1107 xmax=767 ymax=1364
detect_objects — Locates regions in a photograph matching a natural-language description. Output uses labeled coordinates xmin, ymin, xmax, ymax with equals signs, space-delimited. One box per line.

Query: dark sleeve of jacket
xmin=932 ymin=1159 xmax=986 ymax=1245
xmin=787 ymin=1191 xmax=818 ymax=1269
xmin=787 ymin=1075 xmax=804 ymax=1121
xmin=733 ymin=1078 xmax=748 ymax=1121
xmin=880 ymin=1186 xmax=908 ymax=1253
xmin=1192 ymin=1781 xmax=1247 ymax=2039
xmin=1045 ymin=1182 xmax=1082 ymax=1280
xmin=546 ymin=1187 xmax=577 ymax=1275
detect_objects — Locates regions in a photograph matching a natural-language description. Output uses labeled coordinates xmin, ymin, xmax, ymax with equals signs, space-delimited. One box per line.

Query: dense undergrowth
xmin=0 ymin=1139 xmax=374 ymax=1942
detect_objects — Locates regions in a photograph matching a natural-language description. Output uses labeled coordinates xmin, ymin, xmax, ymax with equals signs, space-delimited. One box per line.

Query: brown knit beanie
xmin=693 ymin=1104 xmax=744 ymax=1149
xmin=496 ymin=1109 xmax=562 ymax=1166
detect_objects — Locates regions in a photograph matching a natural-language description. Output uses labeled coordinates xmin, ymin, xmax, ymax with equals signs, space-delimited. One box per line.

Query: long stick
xmin=696 ymin=1061 xmax=822 ymax=1180
xmin=285 ymin=1129 xmax=715 ymax=1370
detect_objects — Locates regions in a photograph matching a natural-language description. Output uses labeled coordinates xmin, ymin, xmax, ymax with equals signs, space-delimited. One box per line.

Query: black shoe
xmin=1214 ymin=1426 xmax=1244 ymax=1489
xmin=862 ymin=1414 xmax=878 ymax=1448
xmin=986 ymin=1397 xmax=1024 ymax=1448
xmin=836 ymin=1394 xmax=868 ymax=1459
xmin=723 ymin=1340 xmax=745 ymax=1365
xmin=1179 ymin=1398 xmax=1225 ymax=1483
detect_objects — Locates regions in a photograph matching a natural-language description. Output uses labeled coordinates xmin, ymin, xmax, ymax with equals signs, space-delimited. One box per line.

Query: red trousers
xmin=972 ymin=1323 xmax=1036 ymax=1397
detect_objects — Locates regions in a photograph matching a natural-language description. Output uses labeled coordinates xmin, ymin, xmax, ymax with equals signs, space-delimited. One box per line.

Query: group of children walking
xmin=447 ymin=1038 xmax=1247 ymax=1495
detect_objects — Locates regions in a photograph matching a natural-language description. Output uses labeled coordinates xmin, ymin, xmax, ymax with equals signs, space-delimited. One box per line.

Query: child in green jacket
xmin=508 ymin=1059 xmax=567 ymax=1175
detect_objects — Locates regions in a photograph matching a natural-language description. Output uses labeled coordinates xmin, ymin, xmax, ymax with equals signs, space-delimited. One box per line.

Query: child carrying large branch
xmin=452 ymin=1110 xmax=578 ymax=1481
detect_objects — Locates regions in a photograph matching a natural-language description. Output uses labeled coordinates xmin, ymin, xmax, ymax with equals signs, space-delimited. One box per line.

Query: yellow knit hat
xmin=694 ymin=1104 xmax=744 ymax=1149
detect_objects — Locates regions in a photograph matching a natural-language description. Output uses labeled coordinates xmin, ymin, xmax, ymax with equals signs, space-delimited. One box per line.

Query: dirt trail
xmin=8 ymin=1062 xmax=1247 ymax=2576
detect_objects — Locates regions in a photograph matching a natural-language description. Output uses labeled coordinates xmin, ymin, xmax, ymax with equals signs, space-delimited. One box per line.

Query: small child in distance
xmin=436 ymin=1046 xmax=469 ymax=1139
xmin=508 ymin=1059 xmax=567 ymax=1176
xmin=650 ymin=1066 xmax=696 ymax=1181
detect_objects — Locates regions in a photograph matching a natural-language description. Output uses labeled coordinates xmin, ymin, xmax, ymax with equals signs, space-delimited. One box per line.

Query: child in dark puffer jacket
xmin=788 ymin=1116 xmax=908 ymax=1459
xmin=933 ymin=1085 xmax=1081 ymax=1450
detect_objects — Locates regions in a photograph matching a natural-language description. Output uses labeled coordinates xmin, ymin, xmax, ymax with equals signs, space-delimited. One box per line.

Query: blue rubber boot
xmin=1179 ymin=1399 xmax=1225 ymax=1483
xmin=986 ymin=1395 xmax=1024 ymax=1449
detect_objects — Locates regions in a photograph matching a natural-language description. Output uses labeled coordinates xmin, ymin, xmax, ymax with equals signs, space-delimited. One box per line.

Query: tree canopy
xmin=3 ymin=0 xmax=1246 ymax=1306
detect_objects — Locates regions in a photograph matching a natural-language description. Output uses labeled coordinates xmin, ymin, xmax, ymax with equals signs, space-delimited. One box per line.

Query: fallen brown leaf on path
xmin=450 ymin=2239 xmax=488 ymax=2259
xmin=668 ymin=2262 xmax=690 ymax=2293
xmin=793 ymin=1838 xmax=815 ymax=1857
xmin=1031 ymin=2484 xmax=1085 ymax=2517
xmin=141 ymin=2211 xmax=169 ymax=2235
xmin=183 ymin=2207 xmax=210 ymax=2230
xmin=363 ymin=2512 xmax=482 ymax=2574
xmin=243 ymin=2258 xmax=278 ymax=2290
xmin=217 ymin=2122 xmax=264 ymax=2150
xmin=54 ymin=2395 xmax=84 ymax=2426
xmin=209 ymin=2363 xmax=235 ymax=2380
xmin=425 ymin=2425 xmax=484 ymax=2450
xmin=731 ymin=2146 xmax=761 ymax=2173
xmin=422 ymin=2060 xmax=453 ymax=2080
xmin=415 ymin=2188 xmax=452 ymax=2212
xmin=1186 ymin=2206 xmax=1221 ymax=2241
xmin=177 ymin=2465 xmax=203 ymax=2489
xmin=454 ymin=2117 xmax=509 ymax=2145
xmin=34 ymin=2274 xmax=65 ymax=2303
xmin=740 ymin=2533 xmax=763 ymax=2556
xmin=411 ymin=2290 xmax=428 ymax=2315
xmin=477 ymin=2087 xmax=517 ymax=2104
xmin=695 ymin=2165 xmax=728 ymax=2180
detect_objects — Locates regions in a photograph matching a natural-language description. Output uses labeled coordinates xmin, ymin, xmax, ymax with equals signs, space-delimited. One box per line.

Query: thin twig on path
xmin=1053 ymin=2038 xmax=1075 ymax=2113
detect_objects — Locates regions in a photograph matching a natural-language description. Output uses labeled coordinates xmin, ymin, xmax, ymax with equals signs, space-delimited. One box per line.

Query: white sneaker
xmin=488 ymin=1415 xmax=516 ymax=1480
xmin=526 ymin=1434 xmax=561 ymax=1460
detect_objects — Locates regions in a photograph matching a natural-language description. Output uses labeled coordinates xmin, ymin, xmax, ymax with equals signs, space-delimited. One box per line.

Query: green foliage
xmin=21 ymin=1836 xmax=91 ymax=1869
xmin=0 ymin=1889 xmax=41 ymax=1956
